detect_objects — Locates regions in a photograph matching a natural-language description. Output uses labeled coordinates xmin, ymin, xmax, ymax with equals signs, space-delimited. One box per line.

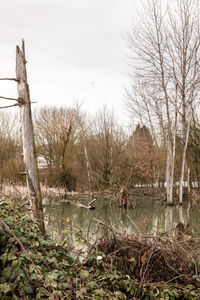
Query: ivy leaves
xmin=1 ymin=198 xmax=200 ymax=299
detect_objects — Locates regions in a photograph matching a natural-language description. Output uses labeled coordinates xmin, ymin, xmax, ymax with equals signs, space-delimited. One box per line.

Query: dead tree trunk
xmin=16 ymin=41 xmax=45 ymax=233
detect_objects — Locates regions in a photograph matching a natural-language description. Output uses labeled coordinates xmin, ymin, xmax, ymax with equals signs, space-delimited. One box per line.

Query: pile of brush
xmin=94 ymin=220 xmax=200 ymax=286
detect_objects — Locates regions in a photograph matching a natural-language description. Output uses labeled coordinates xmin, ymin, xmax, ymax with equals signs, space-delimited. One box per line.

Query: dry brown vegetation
xmin=1 ymin=104 xmax=200 ymax=198
xmin=95 ymin=220 xmax=200 ymax=287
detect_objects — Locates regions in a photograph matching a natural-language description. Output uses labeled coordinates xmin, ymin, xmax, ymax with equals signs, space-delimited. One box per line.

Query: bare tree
xmin=126 ymin=0 xmax=200 ymax=203
xmin=87 ymin=107 xmax=126 ymax=190
xmin=0 ymin=41 xmax=45 ymax=233
xmin=35 ymin=106 xmax=83 ymax=190
xmin=0 ymin=111 xmax=22 ymax=186
xmin=16 ymin=41 xmax=45 ymax=233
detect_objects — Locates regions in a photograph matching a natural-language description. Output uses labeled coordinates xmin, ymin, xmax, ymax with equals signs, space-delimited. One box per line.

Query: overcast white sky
xmin=0 ymin=0 xmax=140 ymax=124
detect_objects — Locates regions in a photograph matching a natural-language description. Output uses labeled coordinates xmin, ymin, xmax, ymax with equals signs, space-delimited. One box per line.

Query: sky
xmin=0 ymin=0 xmax=140 ymax=125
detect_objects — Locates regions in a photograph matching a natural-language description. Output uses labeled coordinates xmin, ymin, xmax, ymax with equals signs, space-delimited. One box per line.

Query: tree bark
xmin=187 ymin=166 xmax=191 ymax=194
xmin=179 ymin=116 xmax=191 ymax=204
xmin=83 ymin=140 xmax=91 ymax=191
xmin=166 ymin=138 xmax=173 ymax=204
xmin=16 ymin=40 xmax=45 ymax=234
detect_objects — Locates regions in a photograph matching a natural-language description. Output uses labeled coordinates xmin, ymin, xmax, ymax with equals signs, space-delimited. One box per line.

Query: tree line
xmin=0 ymin=102 xmax=200 ymax=196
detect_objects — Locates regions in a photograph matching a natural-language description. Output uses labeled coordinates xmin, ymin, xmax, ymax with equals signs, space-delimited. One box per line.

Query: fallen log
xmin=58 ymin=198 xmax=96 ymax=209
xmin=87 ymin=198 xmax=96 ymax=206
xmin=70 ymin=198 xmax=96 ymax=209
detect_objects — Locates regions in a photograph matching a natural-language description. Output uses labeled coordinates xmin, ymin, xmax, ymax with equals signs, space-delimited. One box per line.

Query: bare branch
xmin=0 ymin=77 xmax=19 ymax=82
xmin=0 ymin=95 xmax=22 ymax=101
xmin=0 ymin=103 xmax=19 ymax=109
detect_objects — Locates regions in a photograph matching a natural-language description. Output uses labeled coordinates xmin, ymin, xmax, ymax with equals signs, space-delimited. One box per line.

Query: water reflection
xmin=44 ymin=196 xmax=200 ymax=244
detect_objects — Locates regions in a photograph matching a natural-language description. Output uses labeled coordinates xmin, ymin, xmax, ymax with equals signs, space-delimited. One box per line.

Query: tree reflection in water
xmin=44 ymin=196 xmax=200 ymax=245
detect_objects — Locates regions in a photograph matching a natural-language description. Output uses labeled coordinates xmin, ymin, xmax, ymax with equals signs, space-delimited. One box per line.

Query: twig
xmin=93 ymin=218 xmax=124 ymax=235
xmin=20 ymin=200 xmax=30 ymax=208
xmin=140 ymin=237 xmax=159 ymax=285
xmin=0 ymin=95 xmax=22 ymax=101
xmin=166 ymin=274 xmax=186 ymax=283
xmin=23 ymin=262 xmax=38 ymax=285
xmin=0 ymin=77 xmax=19 ymax=82
xmin=127 ymin=214 xmax=141 ymax=234
xmin=0 ymin=103 xmax=19 ymax=109
xmin=96 ymin=276 xmax=111 ymax=282
xmin=87 ymin=218 xmax=93 ymax=240
xmin=176 ymin=242 xmax=198 ymax=275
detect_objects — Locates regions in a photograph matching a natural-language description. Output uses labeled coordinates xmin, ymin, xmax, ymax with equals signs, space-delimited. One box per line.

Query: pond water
xmin=44 ymin=195 xmax=200 ymax=245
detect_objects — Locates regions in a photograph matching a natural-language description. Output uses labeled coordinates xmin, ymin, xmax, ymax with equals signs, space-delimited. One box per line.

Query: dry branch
xmin=0 ymin=77 xmax=19 ymax=82
xmin=0 ymin=103 xmax=19 ymax=109
xmin=93 ymin=220 xmax=199 ymax=286
xmin=70 ymin=198 xmax=96 ymax=209
xmin=0 ymin=96 xmax=21 ymax=101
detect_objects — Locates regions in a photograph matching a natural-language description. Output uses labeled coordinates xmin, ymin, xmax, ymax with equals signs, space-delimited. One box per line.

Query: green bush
xmin=0 ymin=197 xmax=200 ymax=299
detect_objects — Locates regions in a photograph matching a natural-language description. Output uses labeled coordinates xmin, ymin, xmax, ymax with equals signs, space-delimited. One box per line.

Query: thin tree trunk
xmin=165 ymin=84 xmax=178 ymax=205
xmin=166 ymin=137 xmax=173 ymax=204
xmin=61 ymin=122 xmax=72 ymax=175
xmin=83 ymin=140 xmax=91 ymax=191
xmin=16 ymin=40 xmax=45 ymax=233
xmin=179 ymin=116 xmax=191 ymax=204
xmin=187 ymin=166 xmax=191 ymax=194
